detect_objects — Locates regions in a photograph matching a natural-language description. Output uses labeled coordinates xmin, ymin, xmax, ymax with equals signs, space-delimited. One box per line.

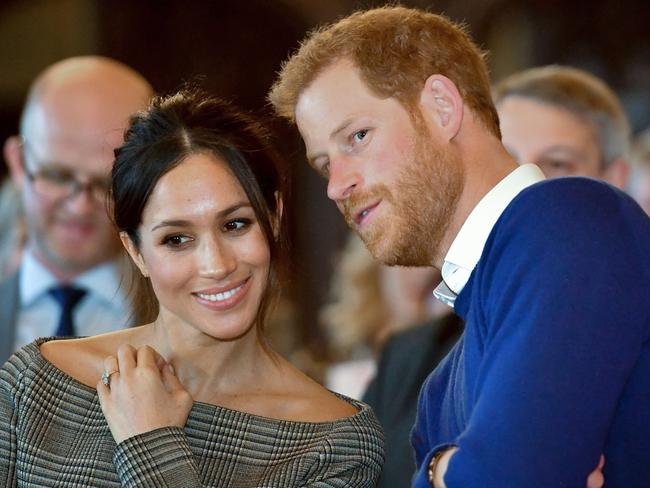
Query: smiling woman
xmin=0 ymin=89 xmax=384 ymax=487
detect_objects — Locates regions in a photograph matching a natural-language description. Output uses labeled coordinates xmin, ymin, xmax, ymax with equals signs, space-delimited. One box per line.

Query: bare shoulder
xmin=272 ymin=359 xmax=360 ymax=423
xmin=39 ymin=328 xmax=141 ymax=388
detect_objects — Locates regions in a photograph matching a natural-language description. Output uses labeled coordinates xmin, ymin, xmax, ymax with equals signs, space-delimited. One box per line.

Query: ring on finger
xmin=101 ymin=369 xmax=119 ymax=387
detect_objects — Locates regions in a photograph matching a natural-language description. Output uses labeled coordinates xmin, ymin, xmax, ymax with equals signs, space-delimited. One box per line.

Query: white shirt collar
xmin=20 ymin=248 xmax=127 ymax=307
xmin=434 ymin=164 xmax=545 ymax=306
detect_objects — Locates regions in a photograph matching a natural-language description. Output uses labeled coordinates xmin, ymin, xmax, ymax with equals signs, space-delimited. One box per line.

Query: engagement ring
xmin=101 ymin=369 xmax=119 ymax=387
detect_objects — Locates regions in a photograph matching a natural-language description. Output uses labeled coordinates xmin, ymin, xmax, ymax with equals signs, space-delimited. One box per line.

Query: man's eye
xmin=319 ymin=162 xmax=330 ymax=179
xmin=548 ymin=160 xmax=570 ymax=169
xmin=224 ymin=219 xmax=251 ymax=232
xmin=164 ymin=235 xmax=192 ymax=247
xmin=40 ymin=170 xmax=75 ymax=185
xmin=352 ymin=129 xmax=369 ymax=143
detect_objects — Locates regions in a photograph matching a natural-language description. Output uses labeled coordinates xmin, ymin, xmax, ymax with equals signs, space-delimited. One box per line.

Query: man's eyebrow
xmin=330 ymin=118 xmax=355 ymax=140
xmin=306 ymin=118 xmax=355 ymax=167
xmin=541 ymin=145 xmax=584 ymax=156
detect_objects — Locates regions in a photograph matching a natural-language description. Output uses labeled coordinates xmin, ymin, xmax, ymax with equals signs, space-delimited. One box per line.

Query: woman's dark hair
xmin=111 ymin=87 xmax=290 ymax=341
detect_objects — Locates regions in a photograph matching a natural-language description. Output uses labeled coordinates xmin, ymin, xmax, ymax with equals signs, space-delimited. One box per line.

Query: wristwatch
xmin=428 ymin=449 xmax=446 ymax=487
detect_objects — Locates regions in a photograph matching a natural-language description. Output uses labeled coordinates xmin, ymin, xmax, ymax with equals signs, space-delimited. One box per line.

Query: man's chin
xmin=45 ymin=244 xmax=117 ymax=274
xmin=363 ymin=235 xmax=431 ymax=267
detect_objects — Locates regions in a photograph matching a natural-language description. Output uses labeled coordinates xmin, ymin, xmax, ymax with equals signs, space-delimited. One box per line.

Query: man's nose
xmin=326 ymin=156 xmax=361 ymax=202
xmin=64 ymin=184 xmax=97 ymax=214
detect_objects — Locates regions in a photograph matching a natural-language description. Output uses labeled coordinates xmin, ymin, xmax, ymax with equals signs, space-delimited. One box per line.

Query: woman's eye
xmin=224 ymin=219 xmax=251 ymax=232
xmin=164 ymin=235 xmax=192 ymax=247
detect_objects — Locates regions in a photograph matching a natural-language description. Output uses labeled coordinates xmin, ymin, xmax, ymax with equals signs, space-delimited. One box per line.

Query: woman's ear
xmin=418 ymin=74 xmax=464 ymax=141
xmin=120 ymin=231 xmax=149 ymax=278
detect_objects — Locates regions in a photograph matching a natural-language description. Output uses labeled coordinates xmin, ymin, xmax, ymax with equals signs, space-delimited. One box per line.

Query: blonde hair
xmin=320 ymin=233 xmax=387 ymax=359
xmin=493 ymin=65 xmax=630 ymax=169
xmin=269 ymin=6 xmax=500 ymax=137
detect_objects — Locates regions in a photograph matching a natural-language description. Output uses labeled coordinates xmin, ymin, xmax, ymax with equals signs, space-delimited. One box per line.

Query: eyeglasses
xmin=20 ymin=140 xmax=111 ymax=203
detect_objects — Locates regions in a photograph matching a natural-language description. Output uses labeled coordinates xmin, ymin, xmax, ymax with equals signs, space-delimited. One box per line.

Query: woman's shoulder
xmin=266 ymin=359 xmax=373 ymax=424
xmin=39 ymin=328 xmax=141 ymax=388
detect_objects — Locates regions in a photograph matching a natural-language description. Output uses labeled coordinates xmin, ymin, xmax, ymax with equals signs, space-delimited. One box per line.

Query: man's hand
xmin=587 ymin=455 xmax=605 ymax=488
xmin=431 ymin=451 xmax=604 ymax=488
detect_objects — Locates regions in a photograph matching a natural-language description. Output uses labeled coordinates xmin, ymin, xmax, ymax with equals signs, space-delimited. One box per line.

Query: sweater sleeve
xmin=442 ymin=182 xmax=650 ymax=486
xmin=113 ymin=427 xmax=202 ymax=487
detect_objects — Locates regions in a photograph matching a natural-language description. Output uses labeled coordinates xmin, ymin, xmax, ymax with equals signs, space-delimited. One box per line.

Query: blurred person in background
xmin=629 ymin=128 xmax=650 ymax=216
xmin=0 ymin=179 xmax=26 ymax=279
xmin=494 ymin=65 xmax=630 ymax=189
xmin=320 ymin=232 xmax=446 ymax=400
xmin=1 ymin=56 xmax=152 ymax=364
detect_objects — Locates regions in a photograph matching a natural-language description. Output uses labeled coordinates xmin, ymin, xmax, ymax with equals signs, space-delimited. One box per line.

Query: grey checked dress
xmin=0 ymin=340 xmax=384 ymax=487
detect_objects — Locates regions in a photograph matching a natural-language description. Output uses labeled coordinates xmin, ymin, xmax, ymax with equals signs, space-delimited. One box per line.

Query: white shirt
xmin=13 ymin=249 xmax=133 ymax=350
xmin=433 ymin=164 xmax=546 ymax=307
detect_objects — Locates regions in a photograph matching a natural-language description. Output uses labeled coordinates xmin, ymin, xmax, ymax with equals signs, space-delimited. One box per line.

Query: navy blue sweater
xmin=412 ymin=178 xmax=650 ymax=487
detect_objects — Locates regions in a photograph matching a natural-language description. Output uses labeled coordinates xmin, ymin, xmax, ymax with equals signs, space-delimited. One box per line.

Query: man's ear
xmin=120 ymin=231 xmax=149 ymax=277
xmin=4 ymin=136 xmax=26 ymax=186
xmin=603 ymin=158 xmax=630 ymax=190
xmin=418 ymin=74 xmax=464 ymax=141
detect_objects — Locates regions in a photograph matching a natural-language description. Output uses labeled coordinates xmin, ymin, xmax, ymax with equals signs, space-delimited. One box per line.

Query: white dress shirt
xmin=13 ymin=249 xmax=133 ymax=350
xmin=433 ymin=164 xmax=546 ymax=306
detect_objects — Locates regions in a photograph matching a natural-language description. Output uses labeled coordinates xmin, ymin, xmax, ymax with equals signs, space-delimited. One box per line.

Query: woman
xmin=0 ymin=89 xmax=384 ymax=487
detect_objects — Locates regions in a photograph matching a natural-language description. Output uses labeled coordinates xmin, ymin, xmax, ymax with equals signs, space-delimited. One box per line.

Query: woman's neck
xmin=142 ymin=316 xmax=275 ymax=404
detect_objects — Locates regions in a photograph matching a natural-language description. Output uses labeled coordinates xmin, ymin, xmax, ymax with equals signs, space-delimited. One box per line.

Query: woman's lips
xmin=192 ymin=278 xmax=250 ymax=311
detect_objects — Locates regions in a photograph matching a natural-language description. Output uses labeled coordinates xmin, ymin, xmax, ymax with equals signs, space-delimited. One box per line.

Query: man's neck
xmin=434 ymin=138 xmax=519 ymax=268
xmin=28 ymin=245 xmax=109 ymax=284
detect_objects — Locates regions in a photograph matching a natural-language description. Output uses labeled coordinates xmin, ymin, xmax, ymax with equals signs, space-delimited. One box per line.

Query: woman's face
xmin=125 ymin=152 xmax=271 ymax=341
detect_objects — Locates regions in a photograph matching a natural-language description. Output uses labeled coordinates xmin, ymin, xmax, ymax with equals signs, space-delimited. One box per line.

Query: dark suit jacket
xmin=0 ymin=271 xmax=20 ymax=365
xmin=363 ymin=313 xmax=463 ymax=488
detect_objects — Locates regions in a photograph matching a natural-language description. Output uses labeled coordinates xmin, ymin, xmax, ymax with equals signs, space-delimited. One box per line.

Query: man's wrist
xmin=428 ymin=446 xmax=458 ymax=488
xmin=428 ymin=449 xmax=446 ymax=487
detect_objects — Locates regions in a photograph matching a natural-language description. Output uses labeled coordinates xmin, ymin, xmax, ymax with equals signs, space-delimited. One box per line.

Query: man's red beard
xmin=342 ymin=132 xmax=464 ymax=267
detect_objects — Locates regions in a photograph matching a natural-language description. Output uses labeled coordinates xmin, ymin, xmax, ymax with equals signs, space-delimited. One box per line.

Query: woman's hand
xmin=97 ymin=344 xmax=193 ymax=444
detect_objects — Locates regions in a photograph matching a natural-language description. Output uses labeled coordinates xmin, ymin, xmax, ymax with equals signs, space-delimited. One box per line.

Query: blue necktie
xmin=49 ymin=286 xmax=87 ymax=337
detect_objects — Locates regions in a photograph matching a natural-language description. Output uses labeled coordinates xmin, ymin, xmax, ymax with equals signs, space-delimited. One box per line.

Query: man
xmin=360 ymin=64 xmax=634 ymax=488
xmin=269 ymin=6 xmax=650 ymax=488
xmin=1 ymin=56 xmax=152 ymax=364
xmin=494 ymin=65 xmax=630 ymax=188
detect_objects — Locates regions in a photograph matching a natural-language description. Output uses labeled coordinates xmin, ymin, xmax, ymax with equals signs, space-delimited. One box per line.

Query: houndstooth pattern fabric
xmin=0 ymin=340 xmax=384 ymax=487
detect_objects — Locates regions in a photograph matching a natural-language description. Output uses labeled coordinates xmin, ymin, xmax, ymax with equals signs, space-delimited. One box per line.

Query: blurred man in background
xmin=494 ymin=65 xmax=630 ymax=188
xmin=1 ymin=56 xmax=152 ymax=363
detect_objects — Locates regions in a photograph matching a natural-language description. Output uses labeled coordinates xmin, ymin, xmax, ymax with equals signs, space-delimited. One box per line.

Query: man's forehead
xmin=25 ymin=96 xmax=127 ymax=156
xmin=295 ymin=61 xmax=384 ymax=140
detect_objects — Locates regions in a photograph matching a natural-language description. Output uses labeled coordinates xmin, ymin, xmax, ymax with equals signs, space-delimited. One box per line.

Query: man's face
xmin=19 ymin=105 xmax=123 ymax=275
xmin=497 ymin=96 xmax=603 ymax=179
xmin=295 ymin=60 xmax=463 ymax=266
